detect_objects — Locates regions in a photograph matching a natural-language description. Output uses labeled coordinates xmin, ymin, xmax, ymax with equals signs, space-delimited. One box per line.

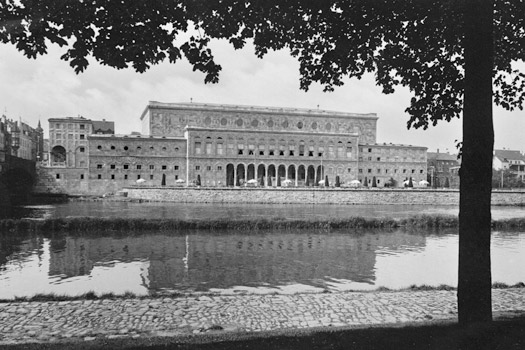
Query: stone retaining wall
xmin=124 ymin=187 xmax=525 ymax=206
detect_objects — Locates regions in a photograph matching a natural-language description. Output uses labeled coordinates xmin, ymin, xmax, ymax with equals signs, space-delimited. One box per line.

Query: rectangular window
xmin=359 ymin=169 xmax=363 ymax=173
xmin=403 ymin=169 xmax=407 ymax=173
xmin=55 ymin=123 xmax=60 ymax=129
xmin=195 ymin=142 xmax=202 ymax=155
xmin=207 ymin=166 xmax=212 ymax=171
xmin=175 ymin=175 xmax=179 ymax=180
xmin=97 ymin=164 xmax=102 ymax=169
xmin=206 ymin=142 xmax=212 ymax=155
xmin=98 ymin=174 xmax=102 ymax=179
xmin=217 ymin=143 xmax=223 ymax=155
xmin=124 ymin=174 xmax=128 ymax=179
xmin=346 ymin=147 xmax=352 ymax=158
xmin=80 ymin=147 xmax=85 ymax=153
xmin=124 ymin=164 xmax=129 ymax=170
xmin=227 ymin=143 xmax=234 ymax=155
xmin=217 ymin=166 xmax=223 ymax=171
xmin=150 ymin=174 xmax=154 ymax=180
xmin=347 ymin=168 xmax=352 ymax=173
xmin=377 ymin=169 xmax=381 ymax=173
xmin=137 ymin=175 xmax=141 ymax=179
xmin=174 ymin=165 xmax=179 ymax=170
xmin=368 ymin=169 xmax=372 ymax=173
xmin=80 ymin=124 xmax=85 ymax=130
xmin=377 ymin=157 xmax=381 ymax=161
xmin=111 ymin=174 xmax=115 ymax=180
xmin=420 ymin=169 xmax=424 ymax=174
xmin=368 ymin=148 xmax=372 ymax=152
xmin=80 ymin=174 xmax=84 ymax=179
xmin=55 ymin=133 xmax=61 ymax=139
xmin=149 ymin=165 xmax=155 ymax=170
xmin=196 ymin=165 xmax=200 ymax=171
xmin=136 ymin=165 xmax=142 ymax=170
xmin=80 ymin=134 xmax=85 ymax=140
xmin=162 ymin=165 xmax=167 ymax=170
xmin=110 ymin=164 xmax=116 ymax=169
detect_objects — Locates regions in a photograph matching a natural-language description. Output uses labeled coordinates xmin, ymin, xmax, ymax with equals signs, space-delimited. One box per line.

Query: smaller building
xmin=427 ymin=150 xmax=460 ymax=188
xmin=48 ymin=116 xmax=115 ymax=168
xmin=0 ymin=115 xmax=44 ymax=163
xmin=493 ymin=149 xmax=525 ymax=181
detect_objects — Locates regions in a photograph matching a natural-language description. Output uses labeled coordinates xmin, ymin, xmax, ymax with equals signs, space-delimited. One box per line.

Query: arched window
xmin=337 ymin=141 xmax=344 ymax=158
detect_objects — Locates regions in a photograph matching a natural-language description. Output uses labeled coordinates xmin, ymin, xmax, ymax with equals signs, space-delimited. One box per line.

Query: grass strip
xmin=1 ymin=215 xmax=525 ymax=234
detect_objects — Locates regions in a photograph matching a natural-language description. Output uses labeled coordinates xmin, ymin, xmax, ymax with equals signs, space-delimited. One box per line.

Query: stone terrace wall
xmin=125 ymin=187 xmax=525 ymax=206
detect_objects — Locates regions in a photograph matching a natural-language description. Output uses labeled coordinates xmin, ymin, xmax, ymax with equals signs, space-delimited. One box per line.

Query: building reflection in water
xmin=41 ymin=230 xmax=427 ymax=293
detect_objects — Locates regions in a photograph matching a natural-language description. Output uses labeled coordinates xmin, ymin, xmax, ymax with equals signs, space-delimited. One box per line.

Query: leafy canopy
xmin=2 ymin=0 xmax=525 ymax=129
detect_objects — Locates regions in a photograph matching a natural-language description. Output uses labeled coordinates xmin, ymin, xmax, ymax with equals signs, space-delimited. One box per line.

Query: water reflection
xmin=1 ymin=229 xmax=524 ymax=299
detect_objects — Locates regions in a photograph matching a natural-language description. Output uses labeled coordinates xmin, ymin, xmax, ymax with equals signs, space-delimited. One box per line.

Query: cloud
xmin=0 ymin=39 xmax=523 ymax=153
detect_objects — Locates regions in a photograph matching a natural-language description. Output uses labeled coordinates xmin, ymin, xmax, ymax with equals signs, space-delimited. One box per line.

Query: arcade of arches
xmin=226 ymin=163 xmax=328 ymax=187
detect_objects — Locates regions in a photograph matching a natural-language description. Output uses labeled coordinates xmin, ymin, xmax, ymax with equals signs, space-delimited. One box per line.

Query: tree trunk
xmin=458 ymin=0 xmax=494 ymax=325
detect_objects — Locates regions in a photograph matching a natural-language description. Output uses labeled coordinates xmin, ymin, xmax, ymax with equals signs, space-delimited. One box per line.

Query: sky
xmin=1 ymin=39 xmax=524 ymax=154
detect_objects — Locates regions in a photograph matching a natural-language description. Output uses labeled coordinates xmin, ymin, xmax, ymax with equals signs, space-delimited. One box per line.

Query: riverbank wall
xmin=123 ymin=187 xmax=525 ymax=206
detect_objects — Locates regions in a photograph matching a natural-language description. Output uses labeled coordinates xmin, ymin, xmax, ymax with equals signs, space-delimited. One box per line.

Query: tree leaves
xmin=2 ymin=0 xmax=525 ymax=129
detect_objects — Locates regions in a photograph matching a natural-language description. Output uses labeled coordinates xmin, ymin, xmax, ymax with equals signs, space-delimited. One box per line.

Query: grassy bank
xmin=3 ymin=282 xmax=524 ymax=304
xmin=1 ymin=215 xmax=525 ymax=234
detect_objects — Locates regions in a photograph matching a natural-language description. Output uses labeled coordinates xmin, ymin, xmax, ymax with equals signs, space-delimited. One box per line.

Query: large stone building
xmin=41 ymin=102 xmax=427 ymax=195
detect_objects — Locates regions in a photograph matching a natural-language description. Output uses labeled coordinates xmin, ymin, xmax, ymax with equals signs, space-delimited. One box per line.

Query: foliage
xmin=2 ymin=2 xmax=525 ymax=128
xmin=385 ymin=177 xmax=397 ymax=188
xmin=372 ymin=176 xmax=377 ymax=188
xmin=335 ymin=176 xmax=341 ymax=187
xmin=324 ymin=175 xmax=329 ymax=187
xmin=492 ymin=168 xmax=525 ymax=188
xmin=8 ymin=214 xmax=525 ymax=234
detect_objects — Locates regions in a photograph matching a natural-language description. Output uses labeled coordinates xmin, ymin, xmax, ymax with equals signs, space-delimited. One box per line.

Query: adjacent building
xmin=493 ymin=149 xmax=525 ymax=181
xmin=41 ymin=102 xmax=428 ymax=195
xmin=427 ymin=150 xmax=460 ymax=188
xmin=0 ymin=115 xmax=44 ymax=163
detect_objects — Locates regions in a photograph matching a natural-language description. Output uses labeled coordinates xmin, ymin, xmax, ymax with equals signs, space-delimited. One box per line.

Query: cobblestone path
xmin=0 ymin=288 xmax=524 ymax=345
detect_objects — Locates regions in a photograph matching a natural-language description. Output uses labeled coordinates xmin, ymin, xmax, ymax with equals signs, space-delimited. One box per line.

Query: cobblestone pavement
xmin=0 ymin=288 xmax=524 ymax=345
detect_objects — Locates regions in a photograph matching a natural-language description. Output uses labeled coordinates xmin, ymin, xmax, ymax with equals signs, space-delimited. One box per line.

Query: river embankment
xmin=2 ymin=215 xmax=525 ymax=233
xmin=122 ymin=187 xmax=525 ymax=206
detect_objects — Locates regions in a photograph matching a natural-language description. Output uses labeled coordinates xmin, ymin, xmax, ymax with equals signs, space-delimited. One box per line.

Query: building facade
xmin=427 ymin=150 xmax=460 ymax=188
xmin=41 ymin=102 xmax=427 ymax=195
xmin=0 ymin=115 xmax=44 ymax=163
xmin=141 ymin=102 xmax=427 ymax=188
xmin=48 ymin=117 xmax=114 ymax=168
xmin=493 ymin=149 xmax=525 ymax=181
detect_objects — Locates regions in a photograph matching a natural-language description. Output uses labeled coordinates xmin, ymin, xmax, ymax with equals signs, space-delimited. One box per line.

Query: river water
xmin=0 ymin=202 xmax=524 ymax=299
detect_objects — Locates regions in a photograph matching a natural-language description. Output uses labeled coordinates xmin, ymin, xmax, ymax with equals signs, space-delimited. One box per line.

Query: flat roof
xmin=141 ymin=101 xmax=378 ymax=121
xmin=88 ymin=134 xmax=185 ymax=141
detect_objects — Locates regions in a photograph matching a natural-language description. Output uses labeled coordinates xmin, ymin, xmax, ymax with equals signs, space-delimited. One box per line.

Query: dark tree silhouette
xmin=324 ymin=175 xmax=329 ymax=187
xmin=3 ymin=0 xmax=525 ymax=325
xmin=335 ymin=176 xmax=341 ymax=187
xmin=372 ymin=176 xmax=377 ymax=188
xmin=408 ymin=177 xmax=414 ymax=188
